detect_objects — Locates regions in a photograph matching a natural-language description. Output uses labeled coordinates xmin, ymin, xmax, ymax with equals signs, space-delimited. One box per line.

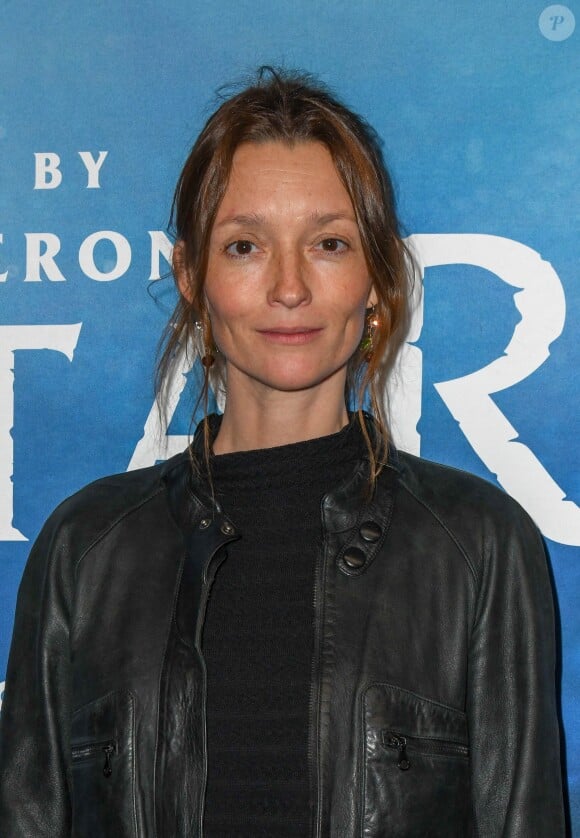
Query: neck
xmin=212 ymin=372 xmax=349 ymax=454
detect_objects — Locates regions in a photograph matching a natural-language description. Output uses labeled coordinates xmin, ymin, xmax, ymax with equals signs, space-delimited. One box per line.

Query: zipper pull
xmin=102 ymin=744 xmax=114 ymax=778
xmin=385 ymin=733 xmax=411 ymax=771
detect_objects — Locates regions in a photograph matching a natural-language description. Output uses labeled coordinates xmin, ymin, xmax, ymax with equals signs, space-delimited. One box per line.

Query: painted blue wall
xmin=1 ymin=1 xmax=578 ymax=829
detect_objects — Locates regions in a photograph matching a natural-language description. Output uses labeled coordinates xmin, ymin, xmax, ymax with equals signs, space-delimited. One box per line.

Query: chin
xmin=256 ymin=364 xmax=341 ymax=393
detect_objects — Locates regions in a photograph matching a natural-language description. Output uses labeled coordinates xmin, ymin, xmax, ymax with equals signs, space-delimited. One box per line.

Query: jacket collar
xmin=163 ymin=412 xmax=400 ymax=555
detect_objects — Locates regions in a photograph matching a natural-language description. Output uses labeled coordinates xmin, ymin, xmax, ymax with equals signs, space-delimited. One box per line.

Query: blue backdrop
xmin=1 ymin=0 xmax=578 ymax=829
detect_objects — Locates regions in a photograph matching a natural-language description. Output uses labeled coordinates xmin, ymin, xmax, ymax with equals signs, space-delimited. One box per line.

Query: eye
xmin=316 ymin=238 xmax=349 ymax=253
xmin=225 ymin=240 xmax=258 ymax=257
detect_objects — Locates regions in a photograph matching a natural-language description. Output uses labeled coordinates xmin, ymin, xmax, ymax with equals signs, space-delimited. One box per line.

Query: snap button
xmin=343 ymin=547 xmax=365 ymax=569
xmin=220 ymin=521 xmax=235 ymax=536
xmin=359 ymin=521 xmax=382 ymax=543
xmin=199 ymin=518 xmax=211 ymax=530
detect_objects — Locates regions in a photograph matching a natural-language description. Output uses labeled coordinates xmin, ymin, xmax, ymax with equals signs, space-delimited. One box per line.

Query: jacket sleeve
xmin=0 ymin=512 xmax=74 ymax=836
xmin=466 ymin=502 xmax=565 ymax=836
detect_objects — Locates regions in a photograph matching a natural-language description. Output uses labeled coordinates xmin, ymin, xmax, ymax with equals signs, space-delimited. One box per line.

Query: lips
xmin=257 ymin=327 xmax=323 ymax=344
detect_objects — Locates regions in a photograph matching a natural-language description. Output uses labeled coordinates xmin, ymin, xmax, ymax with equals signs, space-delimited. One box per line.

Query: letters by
xmin=34 ymin=151 xmax=108 ymax=190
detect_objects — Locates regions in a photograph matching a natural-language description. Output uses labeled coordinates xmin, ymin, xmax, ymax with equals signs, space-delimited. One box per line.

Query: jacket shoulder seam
xmin=397 ymin=478 xmax=480 ymax=591
xmin=73 ymin=485 xmax=166 ymax=574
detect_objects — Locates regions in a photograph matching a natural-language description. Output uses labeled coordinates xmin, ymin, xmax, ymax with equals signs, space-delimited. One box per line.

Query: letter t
xmin=0 ymin=324 xmax=82 ymax=541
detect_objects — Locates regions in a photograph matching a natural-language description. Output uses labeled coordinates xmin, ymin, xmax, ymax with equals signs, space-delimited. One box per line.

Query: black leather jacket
xmin=0 ymin=427 xmax=565 ymax=836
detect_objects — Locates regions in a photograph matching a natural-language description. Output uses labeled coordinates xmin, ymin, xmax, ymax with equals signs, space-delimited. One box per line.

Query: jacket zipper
xmin=71 ymin=739 xmax=117 ymax=777
xmin=199 ymin=652 xmax=209 ymax=836
xmin=307 ymin=532 xmax=329 ymax=837
xmin=382 ymin=730 xmax=469 ymax=771
xmin=197 ymin=537 xmax=236 ymax=837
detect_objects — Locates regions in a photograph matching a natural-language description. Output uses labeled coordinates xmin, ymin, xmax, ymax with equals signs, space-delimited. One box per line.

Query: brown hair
xmin=157 ymin=67 xmax=412 ymax=480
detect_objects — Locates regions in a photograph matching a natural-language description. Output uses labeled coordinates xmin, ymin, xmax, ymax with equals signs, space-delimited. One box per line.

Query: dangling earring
xmin=360 ymin=305 xmax=379 ymax=362
xmin=194 ymin=320 xmax=215 ymax=368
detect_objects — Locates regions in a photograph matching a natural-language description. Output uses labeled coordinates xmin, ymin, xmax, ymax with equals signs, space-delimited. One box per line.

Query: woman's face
xmin=202 ymin=140 xmax=376 ymax=399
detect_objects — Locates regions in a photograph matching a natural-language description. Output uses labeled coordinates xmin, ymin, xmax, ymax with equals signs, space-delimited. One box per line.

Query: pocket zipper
xmin=382 ymin=730 xmax=468 ymax=771
xmin=71 ymin=740 xmax=117 ymax=778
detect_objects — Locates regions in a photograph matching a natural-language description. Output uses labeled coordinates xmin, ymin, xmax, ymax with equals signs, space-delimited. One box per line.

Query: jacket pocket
xmin=70 ymin=690 xmax=137 ymax=838
xmin=362 ymin=683 xmax=471 ymax=838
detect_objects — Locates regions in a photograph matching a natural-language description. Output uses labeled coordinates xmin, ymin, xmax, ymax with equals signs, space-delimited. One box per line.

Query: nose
xmin=267 ymin=248 xmax=311 ymax=308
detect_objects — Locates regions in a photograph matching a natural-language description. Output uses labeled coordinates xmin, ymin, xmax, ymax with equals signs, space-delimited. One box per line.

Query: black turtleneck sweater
xmin=201 ymin=419 xmax=366 ymax=837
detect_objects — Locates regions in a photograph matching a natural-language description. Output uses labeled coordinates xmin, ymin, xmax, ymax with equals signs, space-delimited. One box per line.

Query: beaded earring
xmin=194 ymin=319 xmax=215 ymax=368
xmin=360 ymin=305 xmax=379 ymax=362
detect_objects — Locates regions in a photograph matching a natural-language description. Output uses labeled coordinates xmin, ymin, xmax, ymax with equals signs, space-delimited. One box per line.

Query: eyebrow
xmin=214 ymin=213 xmax=266 ymax=229
xmin=214 ymin=210 xmax=358 ymax=229
xmin=309 ymin=211 xmax=357 ymax=226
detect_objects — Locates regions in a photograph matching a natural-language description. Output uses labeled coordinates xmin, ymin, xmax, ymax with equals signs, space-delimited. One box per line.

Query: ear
xmin=173 ymin=240 xmax=194 ymax=303
xmin=366 ymin=282 xmax=378 ymax=308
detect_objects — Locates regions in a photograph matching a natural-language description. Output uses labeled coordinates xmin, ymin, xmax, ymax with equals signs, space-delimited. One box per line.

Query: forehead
xmin=216 ymin=140 xmax=354 ymax=217
xmin=229 ymin=139 xmax=334 ymax=170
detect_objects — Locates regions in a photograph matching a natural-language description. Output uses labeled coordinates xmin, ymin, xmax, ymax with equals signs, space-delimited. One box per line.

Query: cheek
xmin=207 ymin=298 xmax=247 ymax=327
xmin=204 ymin=276 xmax=235 ymax=323
xmin=340 ymin=296 xmax=369 ymax=332
xmin=336 ymin=298 xmax=370 ymax=355
xmin=204 ymin=289 xmax=253 ymax=354
xmin=204 ymin=259 xmax=256 ymax=325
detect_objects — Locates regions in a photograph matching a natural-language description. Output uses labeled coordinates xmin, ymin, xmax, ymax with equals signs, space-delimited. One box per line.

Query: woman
xmin=0 ymin=69 xmax=565 ymax=836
